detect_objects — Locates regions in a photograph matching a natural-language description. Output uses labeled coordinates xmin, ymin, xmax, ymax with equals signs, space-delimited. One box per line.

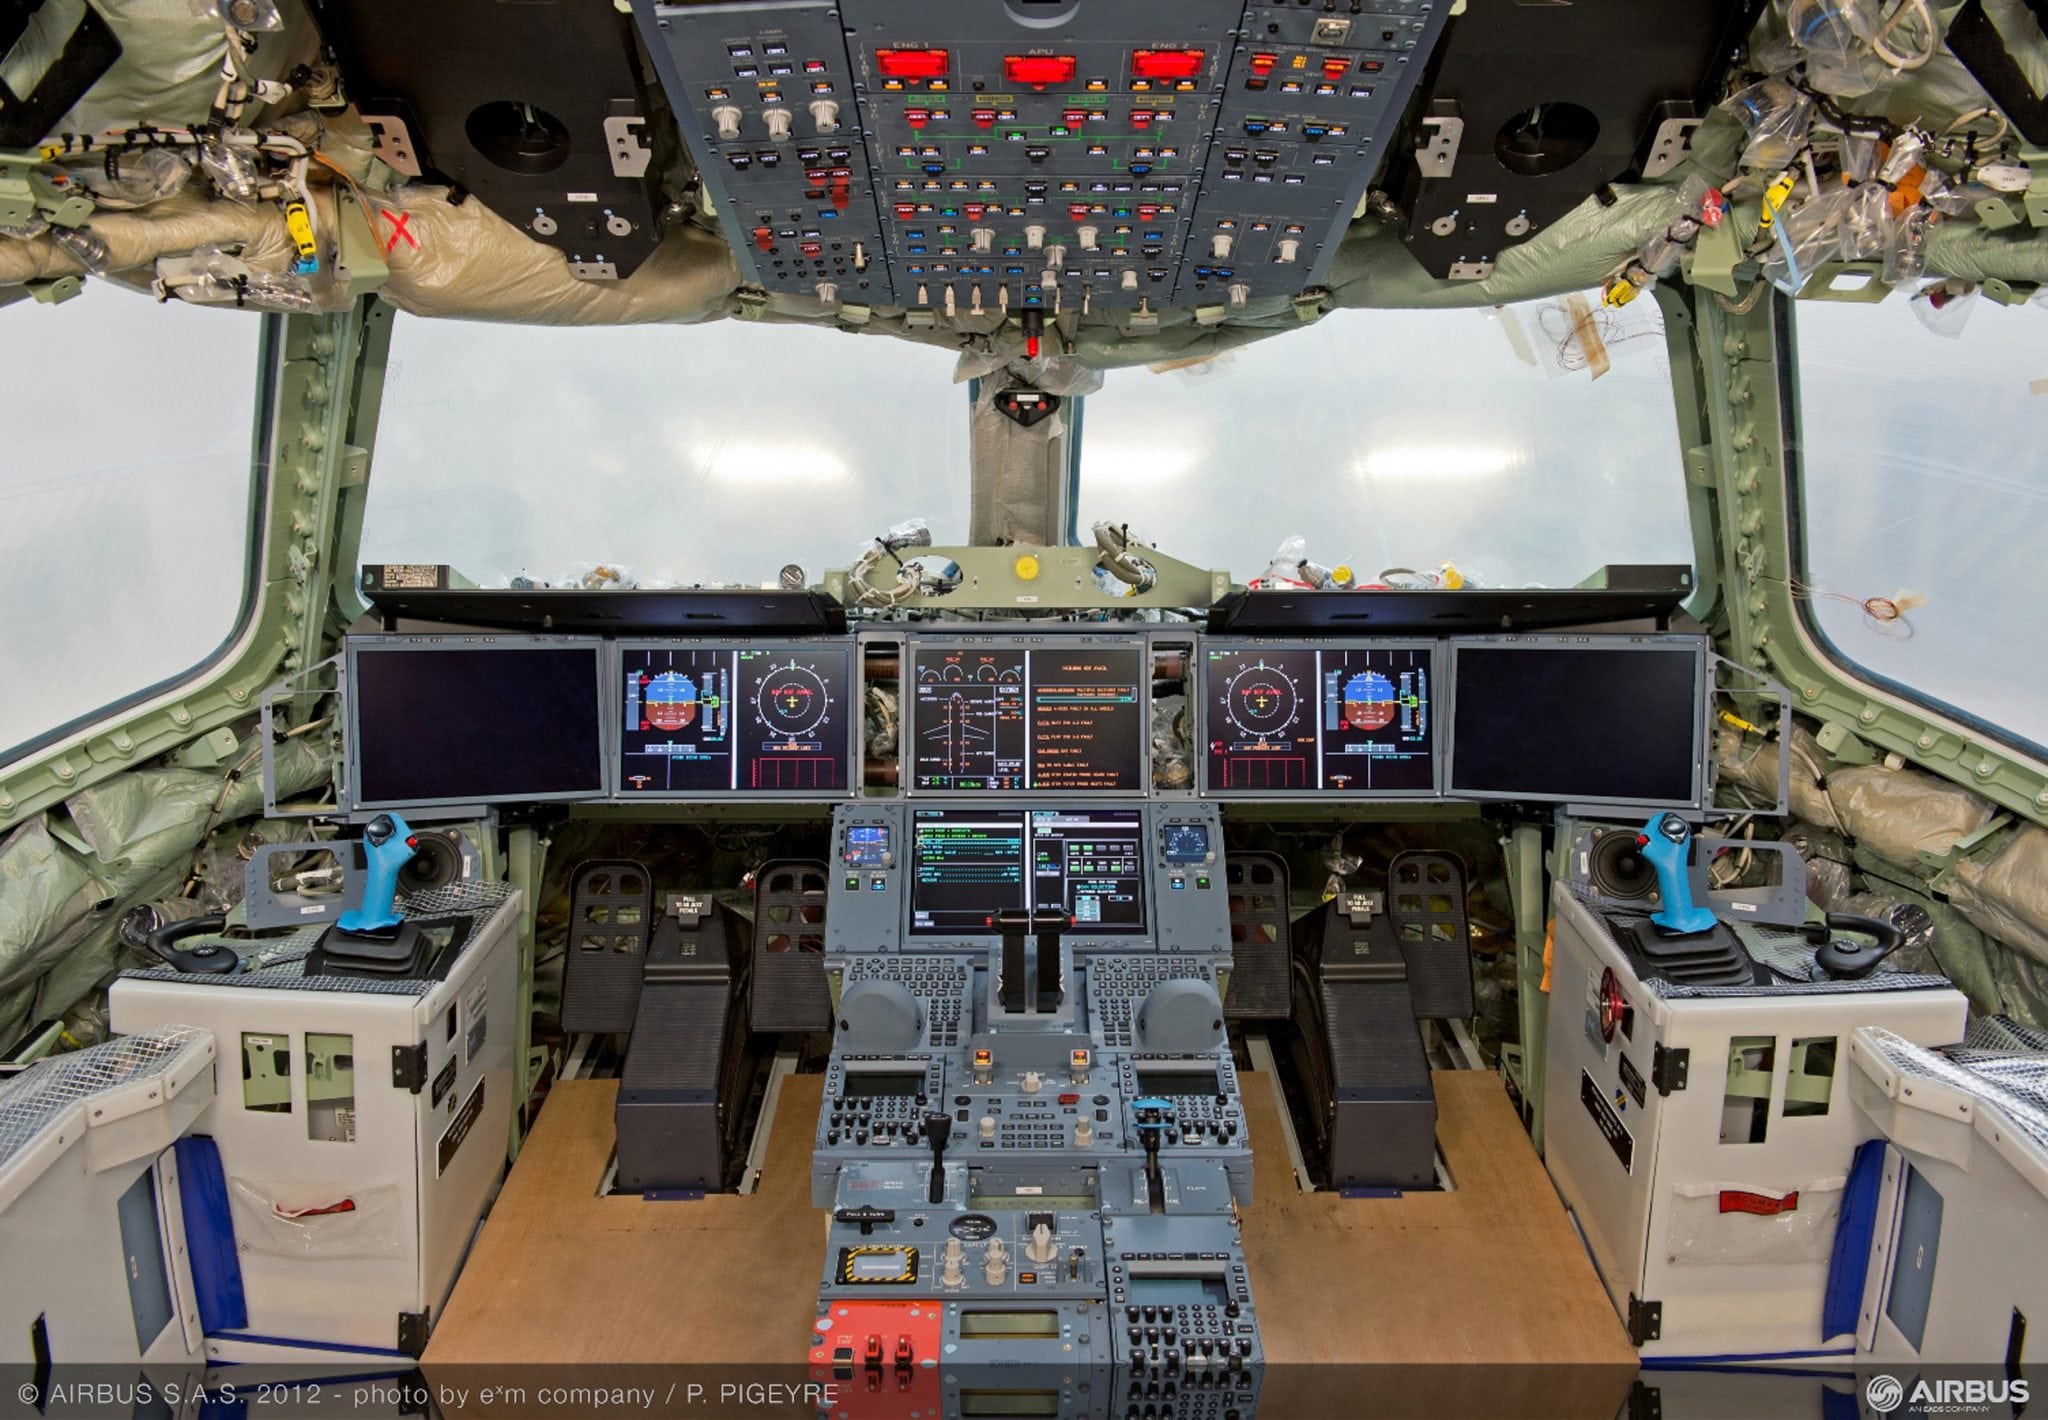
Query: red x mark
xmin=379 ymin=208 xmax=417 ymax=253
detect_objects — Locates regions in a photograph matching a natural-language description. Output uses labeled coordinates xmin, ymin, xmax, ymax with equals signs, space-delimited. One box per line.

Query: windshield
xmin=1074 ymin=293 xmax=1694 ymax=587
xmin=1792 ymin=289 xmax=2048 ymax=755
xmin=356 ymin=313 xmax=972 ymax=589
xmin=0 ymin=284 xmax=264 ymax=761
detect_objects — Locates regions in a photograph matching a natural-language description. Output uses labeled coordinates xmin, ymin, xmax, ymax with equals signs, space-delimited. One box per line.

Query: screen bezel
xmin=1443 ymin=634 xmax=1710 ymax=811
xmin=611 ymin=637 xmax=859 ymax=802
xmin=901 ymin=635 xmax=1151 ymax=797
xmin=345 ymin=634 xmax=610 ymax=811
xmin=905 ymin=806 xmax=1149 ymax=938
xmin=1196 ymin=638 xmax=1443 ymax=800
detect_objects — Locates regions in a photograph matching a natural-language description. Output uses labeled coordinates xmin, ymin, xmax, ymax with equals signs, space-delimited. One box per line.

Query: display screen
xmin=1203 ymin=645 xmax=1434 ymax=794
xmin=843 ymin=824 xmax=891 ymax=868
xmin=1448 ymin=641 xmax=1703 ymax=806
xmin=618 ymin=643 xmax=851 ymax=795
xmin=909 ymin=809 xmax=1146 ymax=936
xmin=909 ymin=644 xmax=1144 ymax=792
xmin=351 ymin=642 xmax=604 ymax=806
xmin=1135 ymin=1067 xmax=1224 ymax=1098
xmin=843 ymin=1071 xmax=924 ymax=1098
xmin=1125 ymin=1275 xmax=1232 ymax=1307
xmin=1161 ymin=823 xmax=1211 ymax=864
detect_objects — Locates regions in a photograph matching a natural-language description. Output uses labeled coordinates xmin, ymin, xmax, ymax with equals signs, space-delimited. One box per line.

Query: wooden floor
xmin=427 ymin=1069 xmax=1635 ymax=1414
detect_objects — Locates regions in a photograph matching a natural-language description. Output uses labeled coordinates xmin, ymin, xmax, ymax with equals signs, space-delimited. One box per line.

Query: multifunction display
xmin=908 ymin=809 xmax=1146 ymax=936
xmin=1202 ymin=644 xmax=1434 ymax=794
xmin=910 ymin=643 xmax=1144 ymax=792
xmin=619 ymin=643 xmax=852 ymax=795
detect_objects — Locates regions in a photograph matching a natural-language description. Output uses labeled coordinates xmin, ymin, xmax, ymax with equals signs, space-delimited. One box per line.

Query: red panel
xmin=809 ymin=1302 xmax=945 ymax=1420
xmin=1131 ymin=48 xmax=1205 ymax=80
xmin=876 ymin=48 xmax=949 ymax=80
xmin=1004 ymin=54 xmax=1078 ymax=87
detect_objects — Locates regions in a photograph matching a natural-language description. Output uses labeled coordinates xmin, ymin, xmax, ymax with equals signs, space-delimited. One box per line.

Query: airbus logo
xmin=1867 ymin=1373 xmax=2031 ymax=1413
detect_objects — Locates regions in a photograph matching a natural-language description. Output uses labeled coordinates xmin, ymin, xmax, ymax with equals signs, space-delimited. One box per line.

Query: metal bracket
xmin=1651 ymin=1044 xmax=1689 ymax=1096
xmin=1919 ymin=813 xmax=2018 ymax=891
xmin=1639 ymin=103 xmax=1702 ymax=181
xmin=260 ymin=655 xmax=342 ymax=818
xmin=392 ymin=1043 xmax=428 ymax=1094
xmin=603 ymin=106 xmax=653 ymax=179
xmin=361 ymin=113 xmax=422 ymax=178
xmin=396 ymin=1310 xmax=430 ymax=1357
xmin=1415 ymin=103 xmax=1463 ymax=179
xmin=1627 ymin=1293 xmax=1664 ymax=1345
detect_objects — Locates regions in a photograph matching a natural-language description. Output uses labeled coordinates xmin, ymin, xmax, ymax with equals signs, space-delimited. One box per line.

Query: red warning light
xmin=1131 ymin=48 xmax=1204 ymax=81
xmin=876 ymin=48 xmax=949 ymax=80
xmin=1004 ymin=54 xmax=1078 ymax=87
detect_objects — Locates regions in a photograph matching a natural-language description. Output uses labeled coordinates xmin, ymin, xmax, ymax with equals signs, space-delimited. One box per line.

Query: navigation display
xmin=618 ymin=642 xmax=852 ymax=795
xmin=908 ymin=809 xmax=1146 ymax=936
xmin=909 ymin=643 xmax=1144 ymax=792
xmin=1202 ymin=644 xmax=1435 ymax=795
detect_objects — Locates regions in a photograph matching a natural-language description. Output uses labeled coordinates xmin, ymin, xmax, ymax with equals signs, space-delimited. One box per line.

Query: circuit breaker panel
xmin=633 ymin=0 xmax=1449 ymax=313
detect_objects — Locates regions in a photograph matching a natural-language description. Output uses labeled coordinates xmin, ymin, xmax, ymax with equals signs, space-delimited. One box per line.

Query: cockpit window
xmin=356 ymin=312 xmax=971 ymax=589
xmin=1791 ymin=291 xmax=2048 ymax=755
xmin=0 ymin=284 xmax=265 ymax=762
xmin=1073 ymin=293 xmax=1694 ymax=587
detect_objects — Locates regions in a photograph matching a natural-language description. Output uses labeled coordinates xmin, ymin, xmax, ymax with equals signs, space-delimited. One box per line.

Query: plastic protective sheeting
xmin=12 ymin=0 xmax=225 ymax=137
xmin=966 ymin=377 xmax=1070 ymax=547
xmin=370 ymin=186 xmax=738 ymax=326
xmin=1825 ymin=762 xmax=1999 ymax=864
xmin=0 ymin=816 xmax=109 ymax=1006
xmin=1952 ymin=825 xmax=2048 ymax=967
xmin=227 ymin=1176 xmax=406 ymax=1259
xmin=0 ymin=186 xmax=296 ymax=287
xmin=1663 ymin=1178 xmax=1847 ymax=1266
xmin=0 ymin=737 xmax=327 ymax=1049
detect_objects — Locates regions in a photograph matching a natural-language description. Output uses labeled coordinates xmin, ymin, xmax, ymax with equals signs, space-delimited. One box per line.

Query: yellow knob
xmin=1014 ymin=553 xmax=1041 ymax=581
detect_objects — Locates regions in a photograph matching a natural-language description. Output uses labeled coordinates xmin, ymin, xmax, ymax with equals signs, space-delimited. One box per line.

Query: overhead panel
xmin=634 ymin=0 xmax=1450 ymax=313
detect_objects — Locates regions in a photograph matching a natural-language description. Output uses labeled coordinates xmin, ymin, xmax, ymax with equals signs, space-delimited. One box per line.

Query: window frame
xmin=1778 ymin=296 xmax=2048 ymax=762
xmin=0 ymin=310 xmax=282 ymax=766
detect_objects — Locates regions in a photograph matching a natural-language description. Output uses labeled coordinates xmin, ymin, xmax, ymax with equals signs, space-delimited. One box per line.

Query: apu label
xmin=437 ymin=1079 xmax=486 ymax=1177
xmin=1580 ymin=1069 xmax=1634 ymax=1174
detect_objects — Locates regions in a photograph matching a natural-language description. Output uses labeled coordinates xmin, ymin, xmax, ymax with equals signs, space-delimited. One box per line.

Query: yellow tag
xmin=284 ymin=200 xmax=317 ymax=258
